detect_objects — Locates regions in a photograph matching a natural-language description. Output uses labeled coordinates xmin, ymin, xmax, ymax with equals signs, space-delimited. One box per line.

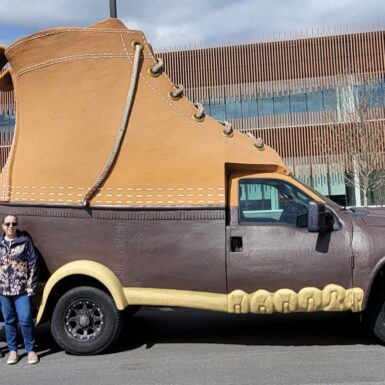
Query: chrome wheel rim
xmin=64 ymin=299 xmax=105 ymax=341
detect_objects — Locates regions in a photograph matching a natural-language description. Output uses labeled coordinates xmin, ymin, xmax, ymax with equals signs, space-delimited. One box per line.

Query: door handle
xmin=231 ymin=236 xmax=243 ymax=252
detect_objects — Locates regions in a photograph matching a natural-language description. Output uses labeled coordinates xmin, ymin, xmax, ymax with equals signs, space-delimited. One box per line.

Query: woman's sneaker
xmin=7 ymin=351 xmax=18 ymax=365
xmin=28 ymin=351 xmax=39 ymax=364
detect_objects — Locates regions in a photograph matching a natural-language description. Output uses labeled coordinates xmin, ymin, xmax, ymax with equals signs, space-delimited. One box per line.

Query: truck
xmin=0 ymin=18 xmax=384 ymax=355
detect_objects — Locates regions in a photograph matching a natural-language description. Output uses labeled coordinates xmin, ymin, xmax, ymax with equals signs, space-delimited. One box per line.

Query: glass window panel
xmin=354 ymin=84 xmax=363 ymax=103
xmin=290 ymin=93 xmax=307 ymax=113
xmin=206 ymin=98 xmax=227 ymax=121
xmin=353 ymin=83 xmax=384 ymax=109
xmin=323 ymin=89 xmax=337 ymax=111
xmin=258 ymin=97 xmax=274 ymax=116
xmin=0 ymin=114 xmax=15 ymax=132
xmin=371 ymin=84 xmax=384 ymax=108
xmin=356 ymin=83 xmax=371 ymax=107
xmin=242 ymin=98 xmax=258 ymax=118
xmin=203 ymin=103 xmax=212 ymax=117
xmin=225 ymin=96 xmax=243 ymax=120
xmin=306 ymin=91 xmax=323 ymax=112
xmin=239 ymin=179 xmax=310 ymax=225
xmin=273 ymin=95 xmax=290 ymax=115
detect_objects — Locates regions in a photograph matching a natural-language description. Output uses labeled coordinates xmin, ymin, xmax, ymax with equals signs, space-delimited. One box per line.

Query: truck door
xmin=226 ymin=174 xmax=353 ymax=300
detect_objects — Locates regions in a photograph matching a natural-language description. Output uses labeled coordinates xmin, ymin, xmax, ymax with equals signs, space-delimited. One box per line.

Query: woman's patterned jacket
xmin=0 ymin=231 xmax=38 ymax=296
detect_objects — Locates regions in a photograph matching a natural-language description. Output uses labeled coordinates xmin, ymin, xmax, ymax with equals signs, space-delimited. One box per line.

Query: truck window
xmin=293 ymin=177 xmax=343 ymax=211
xmin=239 ymin=179 xmax=310 ymax=225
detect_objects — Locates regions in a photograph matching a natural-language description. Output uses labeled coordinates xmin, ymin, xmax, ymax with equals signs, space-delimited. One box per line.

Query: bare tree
xmin=319 ymin=73 xmax=385 ymax=206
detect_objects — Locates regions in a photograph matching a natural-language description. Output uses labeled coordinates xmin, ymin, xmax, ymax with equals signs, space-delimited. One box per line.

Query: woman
xmin=0 ymin=214 xmax=39 ymax=364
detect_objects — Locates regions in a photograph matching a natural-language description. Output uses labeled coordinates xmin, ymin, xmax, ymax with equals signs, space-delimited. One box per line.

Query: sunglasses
xmin=3 ymin=222 xmax=17 ymax=227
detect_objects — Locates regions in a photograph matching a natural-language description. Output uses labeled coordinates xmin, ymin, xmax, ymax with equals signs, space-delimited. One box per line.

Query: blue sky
xmin=1 ymin=0 xmax=385 ymax=48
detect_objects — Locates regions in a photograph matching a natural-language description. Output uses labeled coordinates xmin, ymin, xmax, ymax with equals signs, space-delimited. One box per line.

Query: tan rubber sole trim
xmin=123 ymin=284 xmax=364 ymax=314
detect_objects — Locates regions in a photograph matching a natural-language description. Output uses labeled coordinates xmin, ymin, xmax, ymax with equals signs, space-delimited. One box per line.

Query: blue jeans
xmin=0 ymin=294 xmax=35 ymax=352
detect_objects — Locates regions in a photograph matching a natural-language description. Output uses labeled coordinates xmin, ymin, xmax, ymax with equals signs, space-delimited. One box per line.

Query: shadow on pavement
xmin=112 ymin=306 xmax=378 ymax=353
xmin=3 ymin=307 xmax=374 ymax=356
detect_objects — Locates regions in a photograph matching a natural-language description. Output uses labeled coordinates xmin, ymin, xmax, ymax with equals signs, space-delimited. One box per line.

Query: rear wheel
xmin=51 ymin=286 xmax=123 ymax=355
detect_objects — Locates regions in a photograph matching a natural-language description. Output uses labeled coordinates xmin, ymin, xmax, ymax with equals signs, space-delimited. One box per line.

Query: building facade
xmin=1 ymin=27 xmax=385 ymax=205
xmin=158 ymin=28 xmax=385 ymax=206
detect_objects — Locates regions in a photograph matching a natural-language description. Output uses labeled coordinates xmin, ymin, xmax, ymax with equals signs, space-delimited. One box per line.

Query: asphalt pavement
xmin=0 ymin=307 xmax=384 ymax=385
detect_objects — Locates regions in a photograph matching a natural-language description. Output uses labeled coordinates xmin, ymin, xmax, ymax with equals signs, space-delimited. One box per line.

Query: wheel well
xmin=366 ymin=267 xmax=385 ymax=311
xmin=40 ymin=275 xmax=110 ymax=323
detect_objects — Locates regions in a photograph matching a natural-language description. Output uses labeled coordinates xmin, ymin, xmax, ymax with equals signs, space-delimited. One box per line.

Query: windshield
xmin=293 ymin=177 xmax=343 ymax=211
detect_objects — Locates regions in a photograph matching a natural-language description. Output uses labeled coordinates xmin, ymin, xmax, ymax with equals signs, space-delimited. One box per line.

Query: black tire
xmin=364 ymin=276 xmax=385 ymax=343
xmin=50 ymin=286 xmax=123 ymax=355
xmin=368 ymin=298 xmax=385 ymax=343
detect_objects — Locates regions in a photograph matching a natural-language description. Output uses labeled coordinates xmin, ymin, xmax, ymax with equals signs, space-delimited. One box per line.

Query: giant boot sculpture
xmin=0 ymin=18 xmax=288 ymax=207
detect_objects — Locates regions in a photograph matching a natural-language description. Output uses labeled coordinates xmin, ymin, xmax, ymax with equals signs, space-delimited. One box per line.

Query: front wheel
xmin=368 ymin=299 xmax=385 ymax=343
xmin=51 ymin=286 xmax=123 ymax=355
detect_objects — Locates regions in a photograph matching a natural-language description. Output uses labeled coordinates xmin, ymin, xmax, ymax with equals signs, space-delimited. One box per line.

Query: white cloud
xmin=0 ymin=0 xmax=384 ymax=48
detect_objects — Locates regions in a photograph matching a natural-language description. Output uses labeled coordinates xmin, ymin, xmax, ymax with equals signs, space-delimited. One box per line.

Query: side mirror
xmin=308 ymin=201 xmax=333 ymax=233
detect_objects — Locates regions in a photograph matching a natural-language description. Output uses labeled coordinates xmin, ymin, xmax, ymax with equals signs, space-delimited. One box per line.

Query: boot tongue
xmin=87 ymin=18 xmax=129 ymax=30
